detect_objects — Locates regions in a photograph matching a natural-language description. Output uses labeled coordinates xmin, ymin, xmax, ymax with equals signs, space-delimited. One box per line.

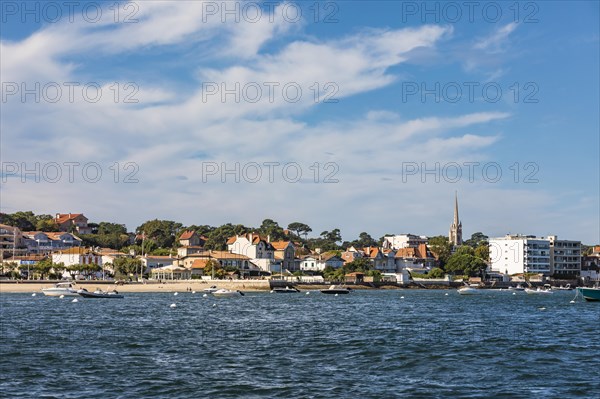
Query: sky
xmin=1 ymin=1 xmax=599 ymax=244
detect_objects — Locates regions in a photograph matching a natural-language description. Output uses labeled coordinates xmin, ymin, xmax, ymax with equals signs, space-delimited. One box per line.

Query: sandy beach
xmin=0 ymin=280 xmax=271 ymax=293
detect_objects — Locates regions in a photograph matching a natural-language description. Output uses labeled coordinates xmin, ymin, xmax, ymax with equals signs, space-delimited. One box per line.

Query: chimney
xmin=248 ymin=233 xmax=253 ymax=242
xmin=267 ymin=234 xmax=270 ymax=243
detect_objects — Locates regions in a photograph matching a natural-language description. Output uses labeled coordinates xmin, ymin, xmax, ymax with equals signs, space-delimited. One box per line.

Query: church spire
xmin=454 ymin=191 xmax=459 ymax=226
xmin=449 ymin=192 xmax=463 ymax=246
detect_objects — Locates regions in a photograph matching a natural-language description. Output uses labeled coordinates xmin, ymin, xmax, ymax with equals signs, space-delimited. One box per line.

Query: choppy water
xmin=1 ymin=290 xmax=599 ymax=398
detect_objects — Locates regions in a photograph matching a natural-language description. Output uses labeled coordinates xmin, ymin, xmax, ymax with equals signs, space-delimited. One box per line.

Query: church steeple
xmin=449 ymin=191 xmax=463 ymax=246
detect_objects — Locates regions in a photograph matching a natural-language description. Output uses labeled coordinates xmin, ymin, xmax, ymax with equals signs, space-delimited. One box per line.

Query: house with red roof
xmin=54 ymin=213 xmax=92 ymax=234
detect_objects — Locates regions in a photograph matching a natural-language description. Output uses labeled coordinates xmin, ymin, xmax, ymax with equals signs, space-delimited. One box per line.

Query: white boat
xmin=551 ymin=284 xmax=572 ymax=291
xmin=508 ymin=284 xmax=525 ymax=291
xmin=457 ymin=286 xmax=479 ymax=295
xmin=203 ymin=285 xmax=219 ymax=293
xmin=320 ymin=285 xmax=351 ymax=295
xmin=77 ymin=288 xmax=123 ymax=299
xmin=525 ymin=287 xmax=553 ymax=295
xmin=212 ymin=289 xmax=244 ymax=298
xmin=42 ymin=282 xmax=79 ymax=297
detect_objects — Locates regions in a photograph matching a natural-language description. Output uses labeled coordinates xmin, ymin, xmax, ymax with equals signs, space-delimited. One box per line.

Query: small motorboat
xmin=525 ymin=287 xmax=553 ymax=295
xmin=42 ymin=282 xmax=79 ymax=297
xmin=508 ymin=284 xmax=525 ymax=291
xmin=212 ymin=289 xmax=244 ymax=298
xmin=320 ymin=285 xmax=351 ymax=295
xmin=77 ymin=288 xmax=124 ymax=298
xmin=551 ymin=284 xmax=573 ymax=291
xmin=272 ymin=286 xmax=300 ymax=293
xmin=577 ymin=286 xmax=600 ymax=302
xmin=457 ymin=286 xmax=479 ymax=295
xmin=203 ymin=285 xmax=219 ymax=293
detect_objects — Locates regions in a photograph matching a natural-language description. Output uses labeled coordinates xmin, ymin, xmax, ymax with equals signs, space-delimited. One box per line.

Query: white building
xmin=299 ymin=253 xmax=343 ymax=272
xmin=548 ymin=236 xmax=581 ymax=277
xmin=52 ymin=247 xmax=103 ymax=267
xmin=489 ymin=235 xmax=551 ymax=276
xmin=227 ymin=233 xmax=278 ymax=272
xmin=382 ymin=234 xmax=428 ymax=250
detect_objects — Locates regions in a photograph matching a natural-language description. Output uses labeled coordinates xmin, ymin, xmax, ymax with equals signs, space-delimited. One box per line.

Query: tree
xmin=428 ymin=267 xmax=446 ymax=278
xmin=464 ymin=232 xmax=489 ymax=248
xmin=445 ymin=253 xmax=487 ymax=277
xmin=113 ymin=257 xmax=142 ymax=278
xmin=343 ymin=258 xmax=371 ymax=273
xmin=204 ymin=223 xmax=250 ymax=250
xmin=258 ymin=219 xmax=286 ymax=241
xmin=428 ymin=236 xmax=453 ymax=268
xmin=343 ymin=232 xmax=377 ymax=248
xmin=203 ymin=259 xmax=226 ymax=279
xmin=474 ymin=245 xmax=490 ymax=262
xmin=136 ymin=219 xmax=184 ymax=248
xmin=287 ymin=222 xmax=312 ymax=239
xmin=35 ymin=218 xmax=59 ymax=232
xmin=320 ymin=229 xmax=342 ymax=243
xmin=98 ymin=222 xmax=127 ymax=236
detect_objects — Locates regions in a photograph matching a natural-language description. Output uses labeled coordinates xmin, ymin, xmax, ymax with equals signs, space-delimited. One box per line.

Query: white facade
xmin=299 ymin=255 xmax=343 ymax=272
xmin=548 ymin=235 xmax=581 ymax=276
xmin=228 ymin=233 xmax=275 ymax=272
xmin=489 ymin=235 xmax=551 ymax=275
xmin=383 ymin=234 xmax=427 ymax=250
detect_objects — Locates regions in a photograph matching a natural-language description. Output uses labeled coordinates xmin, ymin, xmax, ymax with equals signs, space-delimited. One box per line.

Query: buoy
xmin=512 ymin=292 xmax=517 ymax=295
xmin=444 ymin=293 xmax=448 ymax=296
xmin=72 ymin=298 xmax=78 ymax=303
xmin=192 ymin=291 xmax=196 ymax=294
xmin=400 ymin=296 xmax=405 ymax=299
xmin=202 ymin=294 xmax=208 ymax=298
xmin=270 ymin=290 xmax=274 ymax=293
xmin=538 ymin=307 xmax=546 ymax=311
xmin=212 ymin=303 xmax=216 ymax=307
xmin=334 ymin=294 xmax=338 ymax=297
xmin=570 ymin=300 xmax=575 ymax=304
xmin=31 ymin=293 xmax=36 ymax=297
xmin=59 ymin=295 xmax=65 ymax=299
xmin=174 ymin=292 xmax=178 ymax=296
xmin=170 ymin=303 xmax=177 ymax=308
xmin=306 ymin=292 xmax=310 ymax=295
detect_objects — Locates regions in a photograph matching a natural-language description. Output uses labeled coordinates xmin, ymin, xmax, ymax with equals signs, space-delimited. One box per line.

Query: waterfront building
xmin=54 ymin=213 xmax=92 ymax=234
xmin=271 ymin=241 xmax=296 ymax=271
xmin=0 ymin=224 xmax=23 ymax=258
xmin=140 ymin=255 xmax=175 ymax=271
xmin=382 ymin=234 xmax=428 ymax=250
xmin=394 ymin=243 xmax=436 ymax=271
xmin=52 ymin=247 xmax=103 ymax=267
xmin=299 ymin=253 xmax=344 ymax=272
xmin=488 ymin=235 xmax=551 ymax=276
xmin=448 ymin=192 xmax=463 ymax=246
xmin=548 ymin=235 xmax=581 ymax=277
xmin=227 ymin=233 xmax=279 ymax=272
xmin=178 ymin=230 xmax=206 ymax=247
xmin=21 ymin=231 xmax=82 ymax=254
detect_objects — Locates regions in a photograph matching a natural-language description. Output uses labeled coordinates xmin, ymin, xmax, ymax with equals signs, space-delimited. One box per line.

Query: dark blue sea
xmin=1 ymin=290 xmax=599 ymax=398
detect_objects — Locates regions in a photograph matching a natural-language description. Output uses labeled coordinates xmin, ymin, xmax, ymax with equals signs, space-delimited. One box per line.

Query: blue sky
xmin=1 ymin=1 xmax=598 ymax=243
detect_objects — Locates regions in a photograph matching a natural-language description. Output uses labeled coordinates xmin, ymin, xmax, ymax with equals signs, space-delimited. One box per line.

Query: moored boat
xmin=212 ymin=289 xmax=244 ymax=297
xmin=273 ymin=286 xmax=300 ymax=293
xmin=577 ymin=287 xmax=600 ymax=302
xmin=42 ymin=282 xmax=79 ymax=297
xmin=457 ymin=286 xmax=479 ymax=295
xmin=508 ymin=284 xmax=525 ymax=291
xmin=551 ymin=284 xmax=573 ymax=291
xmin=77 ymin=288 xmax=123 ymax=299
xmin=320 ymin=285 xmax=351 ymax=295
xmin=203 ymin=285 xmax=219 ymax=293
